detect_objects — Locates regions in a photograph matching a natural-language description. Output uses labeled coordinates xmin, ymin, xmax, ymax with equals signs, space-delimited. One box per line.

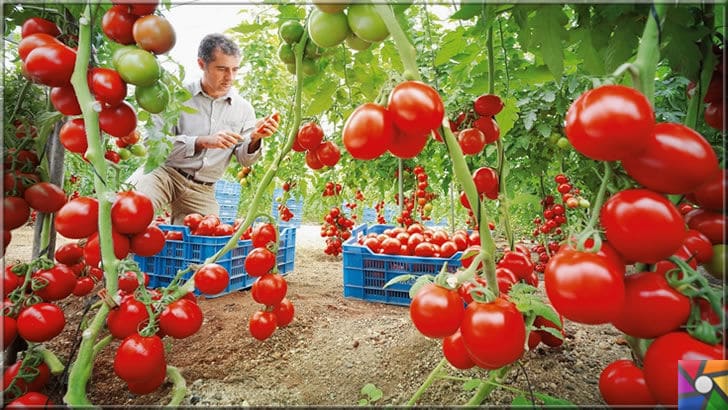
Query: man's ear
xmin=197 ymin=58 xmax=205 ymax=70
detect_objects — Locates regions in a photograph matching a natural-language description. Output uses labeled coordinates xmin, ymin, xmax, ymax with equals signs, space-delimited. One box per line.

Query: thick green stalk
xmin=39 ymin=347 xmax=65 ymax=374
xmin=466 ymin=366 xmax=511 ymax=406
xmin=632 ymin=4 xmax=666 ymax=103
xmin=166 ymin=366 xmax=187 ymax=407
xmin=406 ymin=358 xmax=447 ymax=406
xmin=373 ymin=4 xmax=420 ymax=81
xmin=64 ymin=3 xmax=116 ymax=405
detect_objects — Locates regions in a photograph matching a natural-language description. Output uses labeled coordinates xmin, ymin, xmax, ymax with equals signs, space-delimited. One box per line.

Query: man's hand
xmin=251 ymin=112 xmax=281 ymax=142
xmin=196 ymin=131 xmax=243 ymax=150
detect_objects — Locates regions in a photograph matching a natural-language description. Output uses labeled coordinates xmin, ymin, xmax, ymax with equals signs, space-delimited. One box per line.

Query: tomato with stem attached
xmin=460 ymin=297 xmax=526 ymax=369
xmin=194 ymin=264 xmax=230 ymax=295
xmin=251 ymin=273 xmax=288 ymax=306
xmin=159 ymin=298 xmax=203 ymax=339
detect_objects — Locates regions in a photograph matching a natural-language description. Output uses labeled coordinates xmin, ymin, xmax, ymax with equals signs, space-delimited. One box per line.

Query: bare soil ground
xmin=3 ymin=224 xmax=632 ymax=406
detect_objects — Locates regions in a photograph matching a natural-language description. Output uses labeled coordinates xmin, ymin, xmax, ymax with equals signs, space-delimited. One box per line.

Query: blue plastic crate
xmin=342 ymin=224 xmax=462 ymax=306
xmin=215 ymin=180 xmax=241 ymax=221
xmin=134 ymin=225 xmax=296 ymax=297
xmin=273 ymin=188 xmax=303 ymax=228
xmin=215 ymin=180 xmax=240 ymax=196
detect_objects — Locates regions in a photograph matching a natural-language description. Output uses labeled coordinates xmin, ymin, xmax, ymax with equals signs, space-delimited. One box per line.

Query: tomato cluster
xmin=553 ymin=84 xmax=725 ymax=406
xmin=390 ymin=165 xmax=437 ymax=227
xmin=245 ymin=223 xmax=294 ymax=341
xmin=306 ymin=3 xmax=399 ymax=54
xmin=320 ymin=206 xmax=356 ymax=256
xmin=181 ymin=213 xmax=242 ymax=237
xmin=2 ymin=349 xmax=54 ymax=406
xmin=447 ymin=93 xmax=504 ymax=155
xmin=293 ymin=121 xmax=342 ymax=170
xmin=356 ymin=223 xmax=470 ymax=258
xmin=343 ymin=81 xmax=444 ymax=160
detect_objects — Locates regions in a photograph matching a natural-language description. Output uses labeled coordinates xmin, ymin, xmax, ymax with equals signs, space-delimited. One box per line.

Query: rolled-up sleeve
xmin=172 ymin=135 xmax=198 ymax=158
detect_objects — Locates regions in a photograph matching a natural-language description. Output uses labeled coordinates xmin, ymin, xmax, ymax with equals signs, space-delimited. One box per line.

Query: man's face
xmin=199 ymin=49 xmax=241 ymax=97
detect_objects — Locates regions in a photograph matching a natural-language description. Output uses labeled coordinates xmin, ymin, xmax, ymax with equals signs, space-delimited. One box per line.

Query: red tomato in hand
xmin=565 ymin=85 xmax=654 ymax=161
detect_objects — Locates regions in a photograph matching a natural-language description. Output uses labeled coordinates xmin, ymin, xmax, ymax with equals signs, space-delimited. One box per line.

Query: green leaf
xmin=451 ymin=3 xmax=482 ymax=20
xmin=462 ymin=379 xmax=481 ymax=391
xmin=511 ymin=394 xmax=533 ymax=405
xmin=571 ymin=28 xmax=605 ymax=75
xmin=535 ymin=392 xmax=578 ymax=406
xmin=230 ymin=21 xmax=266 ymax=34
xmin=180 ymin=104 xmax=198 ymax=114
xmin=495 ymin=96 xmax=519 ymax=137
xmin=532 ymin=5 xmax=568 ymax=79
xmin=304 ymin=77 xmax=338 ymax=117
xmin=408 ymin=274 xmax=434 ymax=299
xmin=383 ymin=274 xmax=416 ymax=289
xmin=434 ymin=29 xmax=466 ymax=66
xmin=522 ymin=110 xmax=537 ymax=131
xmin=603 ymin=20 xmax=640 ymax=72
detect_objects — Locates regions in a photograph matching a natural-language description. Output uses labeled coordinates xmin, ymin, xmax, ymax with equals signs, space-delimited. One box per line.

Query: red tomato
xmin=342 ymin=103 xmax=394 ymax=160
xmin=31 ymin=264 xmax=77 ymax=301
xmin=457 ymin=128 xmax=486 ymax=155
xmin=21 ymin=17 xmax=61 ymax=38
xmin=682 ymin=229 xmax=715 ymax=263
xmin=99 ymin=101 xmax=137 ymax=138
xmin=251 ymin=273 xmax=288 ymax=306
xmin=534 ymin=314 xmax=564 ymax=347
xmin=88 ymin=67 xmax=128 ymax=107
xmin=194 ymin=263 xmax=230 ymax=294
xmin=72 ymin=277 xmax=96 ymax=297
xmin=599 ymin=360 xmax=656 ymax=406
xmin=388 ymin=129 xmax=429 ymax=159
xmin=59 ymin=118 xmax=88 ymax=154
xmin=126 ymin=364 xmax=166 ymax=395
xmin=439 ymin=241 xmax=458 ymax=258
xmin=472 ymin=117 xmax=500 ymax=144
xmin=472 ymin=167 xmax=499 ymax=200
xmin=244 ymin=248 xmax=276 ymax=277
xmin=118 ymin=0 xmax=159 ymax=16
xmin=643 ymin=332 xmax=723 ymax=405
xmin=50 ymin=86 xmax=81 ymax=116
xmin=23 ymin=182 xmax=66 ymax=213
xmin=315 ymin=141 xmax=341 ymax=167
xmin=159 ymin=298 xmax=203 ymax=339
xmin=684 ymin=208 xmax=726 ymax=245
xmin=460 ymin=298 xmax=526 ymax=369
xmin=102 ymin=5 xmax=138 ymax=45
xmin=3 ymin=265 xmax=23 ymax=297
xmin=387 ymin=81 xmax=444 ymax=136
xmin=497 ymin=251 xmax=534 ymax=281
xmin=409 ymin=283 xmax=464 ymax=338
xmin=111 ymin=190 xmax=154 ymax=235
xmin=473 ymin=94 xmax=504 ymax=117
xmin=117 ymin=270 xmax=148 ymax=294
xmin=24 ymin=43 xmax=76 ymax=87
xmin=5 ymin=392 xmax=53 ymax=408
xmin=129 ymin=225 xmax=165 ymax=256
xmin=704 ymin=102 xmax=724 ymax=131
xmin=272 ymin=298 xmax=294 ymax=327
xmin=691 ymin=168 xmax=726 ymax=212
xmin=16 ymin=302 xmax=65 ymax=342
xmin=600 ymin=189 xmax=685 ymax=263
xmin=612 ymin=271 xmax=690 ymax=339
xmin=3 ymin=196 xmax=30 ymax=230
xmin=106 ymin=296 xmax=150 ymax=339
xmin=113 ymin=333 xmax=166 ymax=382
xmin=297 ymin=122 xmax=324 ymax=151
xmin=381 ymin=237 xmax=402 ymax=255
xmin=3 ymin=361 xmax=51 ymax=396
xmin=621 ymin=123 xmax=719 ymax=194
xmin=183 ymin=213 xmax=204 ymax=230
xmin=252 ymin=223 xmax=278 ymax=248
xmin=305 ymin=149 xmax=324 ymax=170
xmin=132 ymin=14 xmax=176 ymax=55
xmin=249 ymin=310 xmax=277 ymax=341
xmin=18 ymin=33 xmax=62 ymax=62
xmin=565 ymin=85 xmax=654 ymax=161
xmin=442 ymin=329 xmax=475 ymax=370
xmin=3 ymin=315 xmax=17 ymax=348
xmin=544 ymin=249 xmax=625 ymax=325
xmin=82 ymin=231 xmax=130 ymax=268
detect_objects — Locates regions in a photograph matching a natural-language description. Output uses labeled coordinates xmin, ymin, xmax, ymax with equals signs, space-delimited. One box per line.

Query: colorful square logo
xmin=678 ymin=360 xmax=728 ymax=410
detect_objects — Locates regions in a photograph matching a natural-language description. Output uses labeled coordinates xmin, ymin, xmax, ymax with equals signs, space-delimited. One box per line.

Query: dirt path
xmin=3 ymin=224 xmax=629 ymax=406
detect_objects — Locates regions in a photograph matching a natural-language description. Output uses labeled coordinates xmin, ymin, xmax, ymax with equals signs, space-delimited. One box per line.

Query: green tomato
xmin=345 ymin=32 xmax=372 ymax=51
xmin=307 ymin=9 xmax=350 ymax=48
xmin=277 ymin=43 xmax=295 ymax=65
xmin=549 ymin=133 xmax=561 ymax=144
xmin=129 ymin=144 xmax=147 ymax=157
xmin=578 ymin=198 xmax=590 ymax=208
xmin=135 ymin=81 xmax=169 ymax=114
xmin=115 ymin=48 xmax=160 ymax=87
xmin=346 ymin=4 xmax=389 ymax=42
xmin=279 ymin=20 xmax=304 ymax=44
xmin=556 ymin=137 xmax=571 ymax=150
xmin=301 ymin=59 xmax=317 ymax=76
xmin=705 ymin=244 xmax=726 ymax=281
xmin=313 ymin=1 xmax=349 ymax=14
xmin=304 ymin=40 xmax=323 ymax=60
xmin=111 ymin=45 xmax=141 ymax=70
xmin=286 ymin=63 xmax=296 ymax=75
xmin=118 ymin=148 xmax=131 ymax=160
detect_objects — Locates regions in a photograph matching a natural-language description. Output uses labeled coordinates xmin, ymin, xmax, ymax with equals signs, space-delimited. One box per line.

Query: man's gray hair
xmin=198 ymin=33 xmax=240 ymax=63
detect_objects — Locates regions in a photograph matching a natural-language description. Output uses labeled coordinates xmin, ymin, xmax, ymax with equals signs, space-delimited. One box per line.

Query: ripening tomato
xmin=194 ymin=263 xmax=230 ymax=295
xmin=59 ymin=118 xmax=88 ymax=154
xmin=599 ymin=360 xmax=656 ymax=406
xmin=684 ymin=208 xmax=726 ymax=245
xmin=21 ymin=17 xmax=61 ymax=38
xmin=23 ymin=182 xmax=66 ymax=213
xmin=643 ymin=332 xmax=723 ymax=405
xmin=251 ymin=273 xmax=288 ymax=306
xmin=472 ymin=117 xmax=500 ymax=144
xmin=600 ymin=189 xmax=686 ymax=263
xmin=88 ymin=67 xmax=128 ymax=107
xmin=252 ymin=223 xmax=277 ymax=249
xmin=388 ymin=81 xmax=444 ymax=137
xmin=342 ymin=103 xmax=394 ymax=160
xmin=442 ymin=330 xmax=475 ymax=370
xmin=102 ymin=5 xmax=138 ymax=45
xmin=132 ymin=14 xmax=176 ymax=55
xmin=249 ymin=310 xmax=277 ymax=341
xmin=24 ymin=43 xmax=76 ymax=87
xmin=473 ymin=94 xmax=504 ymax=117
xmin=460 ymin=298 xmax=526 ymax=369
xmin=55 ymin=197 xmax=99 ymax=239
xmin=305 ymin=149 xmax=324 ymax=170
xmin=544 ymin=249 xmax=625 ymax=324
xmin=314 ymin=141 xmax=341 ymax=166
xmin=457 ymin=128 xmax=486 ymax=155
xmin=297 ymin=122 xmax=324 ymax=151
xmin=621 ymin=123 xmax=719 ymax=194
xmin=565 ymin=85 xmax=654 ymax=161
xmin=682 ymin=229 xmax=715 ymax=263
xmin=50 ymin=86 xmax=81 ymax=116
xmin=159 ymin=298 xmax=203 ymax=339
xmin=612 ymin=271 xmax=690 ymax=339
xmin=272 ymin=298 xmax=294 ymax=327
xmin=409 ymin=283 xmax=464 ymax=338
xmin=16 ymin=302 xmax=65 ymax=343
xmin=114 ymin=333 xmax=166 ymax=382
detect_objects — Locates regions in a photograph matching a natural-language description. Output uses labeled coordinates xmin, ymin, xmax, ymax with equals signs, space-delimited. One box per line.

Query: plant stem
xmin=583 ymin=161 xmax=612 ymax=233
xmin=39 ymin=347 xmax=65 ymax=374
xmin=406 ymin=358 xmax=447 ymax=406
xmin=466 ymin=366 xmax=511 ymax=406
xmin=166 ymin=366 xmax=187 ymax=407
xmin=92 ymin=334 xmax=113 ymax=357
xmin=373 ymin=4 xmax=420 ymax=81
xmin=685 ymin=5 xmax=715 ymax=129
xmin=632 ymin=4 xmax=666 ymax=103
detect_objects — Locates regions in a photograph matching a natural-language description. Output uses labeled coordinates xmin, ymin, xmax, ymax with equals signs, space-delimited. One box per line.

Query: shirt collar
xmin=192 ymin=80 xmax=233 ymax=104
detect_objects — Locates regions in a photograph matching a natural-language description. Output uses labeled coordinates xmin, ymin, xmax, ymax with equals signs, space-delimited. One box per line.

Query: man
xmin=128 ymin=33 xmax=278 ymax=225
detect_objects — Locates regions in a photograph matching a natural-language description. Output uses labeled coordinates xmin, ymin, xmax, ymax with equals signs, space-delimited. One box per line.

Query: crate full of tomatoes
xmin=134 ymin=216 xmax=295 ymax=297
xmin=343 ymin=224 xmax=481 ymax=306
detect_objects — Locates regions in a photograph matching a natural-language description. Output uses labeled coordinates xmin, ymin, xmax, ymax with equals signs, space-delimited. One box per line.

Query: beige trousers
xmin=126 ymin=166 xmax=219 ymax=225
